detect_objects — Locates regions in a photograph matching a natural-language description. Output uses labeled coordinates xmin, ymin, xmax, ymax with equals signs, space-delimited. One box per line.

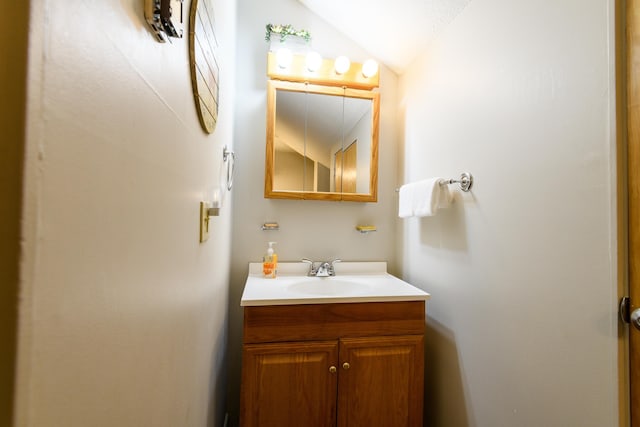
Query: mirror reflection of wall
xmin=273 ymin=146 xmax=314 ymax=191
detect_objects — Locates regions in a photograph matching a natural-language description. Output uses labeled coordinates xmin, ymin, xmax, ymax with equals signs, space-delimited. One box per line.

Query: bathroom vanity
xmin=239 ymin=262 xmax=430 ymax=427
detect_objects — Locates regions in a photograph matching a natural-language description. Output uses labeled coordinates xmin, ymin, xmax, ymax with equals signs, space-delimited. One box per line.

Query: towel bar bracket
xmin=446 ymin=172 xmax=473 ymax=192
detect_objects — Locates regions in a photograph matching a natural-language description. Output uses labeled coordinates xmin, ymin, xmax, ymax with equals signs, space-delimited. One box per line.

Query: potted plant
xmin=265 ymin=24 xmax=311 ymax=43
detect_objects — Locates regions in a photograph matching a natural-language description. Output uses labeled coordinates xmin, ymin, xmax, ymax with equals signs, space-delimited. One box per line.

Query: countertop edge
xmin=241 ymin=294 xmax=431 ymax=307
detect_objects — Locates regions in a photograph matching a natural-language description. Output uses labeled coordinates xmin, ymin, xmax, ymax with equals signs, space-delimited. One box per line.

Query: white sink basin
xmin=240 ymin=262 xmax=430 ymax=306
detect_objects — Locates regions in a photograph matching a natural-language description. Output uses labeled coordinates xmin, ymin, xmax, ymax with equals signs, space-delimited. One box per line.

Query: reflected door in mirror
xmin=336 ymin=140 xmax=357 ymax=193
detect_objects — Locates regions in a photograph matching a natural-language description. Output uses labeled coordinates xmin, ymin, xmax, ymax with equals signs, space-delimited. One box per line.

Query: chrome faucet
xmin=302 ymin=259 xmax=342 ymax=277
xmin=315 ymin=262 xmax=331 ymax=277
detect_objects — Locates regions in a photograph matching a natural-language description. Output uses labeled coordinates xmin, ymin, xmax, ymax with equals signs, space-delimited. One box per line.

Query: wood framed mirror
xmin=264 ymin=80 xmax=379 ymax=202
xmin=188 ymin=0 xmax=219 ymax=134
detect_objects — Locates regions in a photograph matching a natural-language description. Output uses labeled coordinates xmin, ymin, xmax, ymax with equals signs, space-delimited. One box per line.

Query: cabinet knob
xmin=342 ymin=362 xmax=350 ymax=370
xmin=329 ymin=366 xmax=337 ymax=374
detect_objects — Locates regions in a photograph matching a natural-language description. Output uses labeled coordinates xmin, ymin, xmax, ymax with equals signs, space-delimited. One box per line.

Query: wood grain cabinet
xmin=240 ymin=301 xmax=425 ymax=427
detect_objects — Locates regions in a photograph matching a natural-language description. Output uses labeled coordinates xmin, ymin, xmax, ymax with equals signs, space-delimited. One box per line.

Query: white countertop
xmin=240 ymin=262 xmax=431 ymax=306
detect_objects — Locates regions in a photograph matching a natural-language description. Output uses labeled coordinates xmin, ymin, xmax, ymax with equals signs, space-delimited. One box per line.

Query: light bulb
xmin=362 ymin=59 xmax=379 ymax=78
xmin=306 ymin=51 xmax=323 ymax=72
xmin=334 ymin=56 xmax=351 ymax=74
xmin=276 ymin=48 xmax=293 ymax=69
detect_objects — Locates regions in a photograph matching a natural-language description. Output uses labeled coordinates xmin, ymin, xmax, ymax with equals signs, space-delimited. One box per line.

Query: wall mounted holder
xmin=223 ymin=146 xmax=236 ymax=191
xmin=144 ymin=0 xmax=184 ymax=43
xmin=356 ymin=225 xmax=377 ymax=234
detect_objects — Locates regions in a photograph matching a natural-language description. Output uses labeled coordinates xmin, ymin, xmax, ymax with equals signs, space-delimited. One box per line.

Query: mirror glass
xmin=265 ymin=81 xmax=379 ymax=201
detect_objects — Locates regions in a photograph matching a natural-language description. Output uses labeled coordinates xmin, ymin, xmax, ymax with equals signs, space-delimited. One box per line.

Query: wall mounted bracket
xmin=144 ymin=0 xmax=184 ymax=43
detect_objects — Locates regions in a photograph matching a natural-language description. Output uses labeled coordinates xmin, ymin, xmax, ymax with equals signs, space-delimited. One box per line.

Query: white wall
xmin=228 ymin=0 xmax=399 ymax=422
xmin=15 ymin=0 xmax=236 ymax=425
xmin=398 ymin=0 xmax=619 ymax=425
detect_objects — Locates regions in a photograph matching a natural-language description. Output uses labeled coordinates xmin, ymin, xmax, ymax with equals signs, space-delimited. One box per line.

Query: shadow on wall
xmin=419 ymin=192 xmax=469 ymax=251
xmin=424 ymin=316 xmax=475 ymax=427
xmin=207 ymin=330 xmax=229 ymax=427
xmin=226 ymin=261 xmax=248 ymax=427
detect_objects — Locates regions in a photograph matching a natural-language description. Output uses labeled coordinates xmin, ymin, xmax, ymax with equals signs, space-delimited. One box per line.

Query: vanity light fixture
xmin=362 ymin=59 xmax=379 ymax=78
xmin=266 ymin=52 xmax=379 ymax=90
xmin=334 ymin=56 xmax=351 ymax=74
xmin=305 ymin=51 xmax=323 ymax=72
xmin=276 ymin=48 xmax=293 ymax=69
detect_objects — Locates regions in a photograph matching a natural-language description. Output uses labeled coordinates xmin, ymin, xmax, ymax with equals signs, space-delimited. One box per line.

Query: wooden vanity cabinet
xmin=242 ymin=340 xmax=339 ymax=427
xmin=240 ymin=301 xmax=425 ymax=427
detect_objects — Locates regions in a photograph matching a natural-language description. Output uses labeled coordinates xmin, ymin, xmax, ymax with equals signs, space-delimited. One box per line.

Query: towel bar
xmin=396 ymin=172 xmax=473 ymax=193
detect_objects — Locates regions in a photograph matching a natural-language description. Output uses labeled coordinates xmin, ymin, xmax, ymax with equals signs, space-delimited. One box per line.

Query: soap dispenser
xmin=262 ymin=242 xmax=278 ymax=278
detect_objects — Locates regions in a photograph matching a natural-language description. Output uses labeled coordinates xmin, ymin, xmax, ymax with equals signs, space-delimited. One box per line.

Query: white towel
xmin=398 ymin=184 xmax=415 ymax=218
xmin=398 ymin=178 xmax=453 ymax=218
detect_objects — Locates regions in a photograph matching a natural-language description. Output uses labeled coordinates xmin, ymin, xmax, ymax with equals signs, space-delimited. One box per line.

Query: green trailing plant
xmin=265 ymin=24 xmax=311 ymax=43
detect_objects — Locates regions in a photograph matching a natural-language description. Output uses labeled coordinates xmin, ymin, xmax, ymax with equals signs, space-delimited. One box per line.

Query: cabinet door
xmin=240 ymin=341 xmax=339 ymax=427
xmin=337 ymin=335 xmax=424 ymax=427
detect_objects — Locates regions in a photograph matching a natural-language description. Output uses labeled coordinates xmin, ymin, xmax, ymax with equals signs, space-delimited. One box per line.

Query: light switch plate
xmin=199 ymin=201 xmax=210 ymax=242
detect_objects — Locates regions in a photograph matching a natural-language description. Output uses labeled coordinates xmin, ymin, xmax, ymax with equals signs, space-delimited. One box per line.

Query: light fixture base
xmin=267 ymin=52 xmax=379 ymax=90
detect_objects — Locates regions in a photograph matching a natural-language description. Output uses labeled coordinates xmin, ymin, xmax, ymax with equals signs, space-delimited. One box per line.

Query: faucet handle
xmin=329 ymin=259 xmax=342 ymax=276
xmin=301 ymin=258 xmax=317 ymax=276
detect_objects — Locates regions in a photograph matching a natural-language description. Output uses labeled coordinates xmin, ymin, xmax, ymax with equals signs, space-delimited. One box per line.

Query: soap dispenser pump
xmin=262 ymin=242 xmax=278 ymax=278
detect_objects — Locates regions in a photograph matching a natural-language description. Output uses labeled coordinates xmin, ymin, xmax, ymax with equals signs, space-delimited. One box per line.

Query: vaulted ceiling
xmin=298 ymin=0 xmax=472 ymax=74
